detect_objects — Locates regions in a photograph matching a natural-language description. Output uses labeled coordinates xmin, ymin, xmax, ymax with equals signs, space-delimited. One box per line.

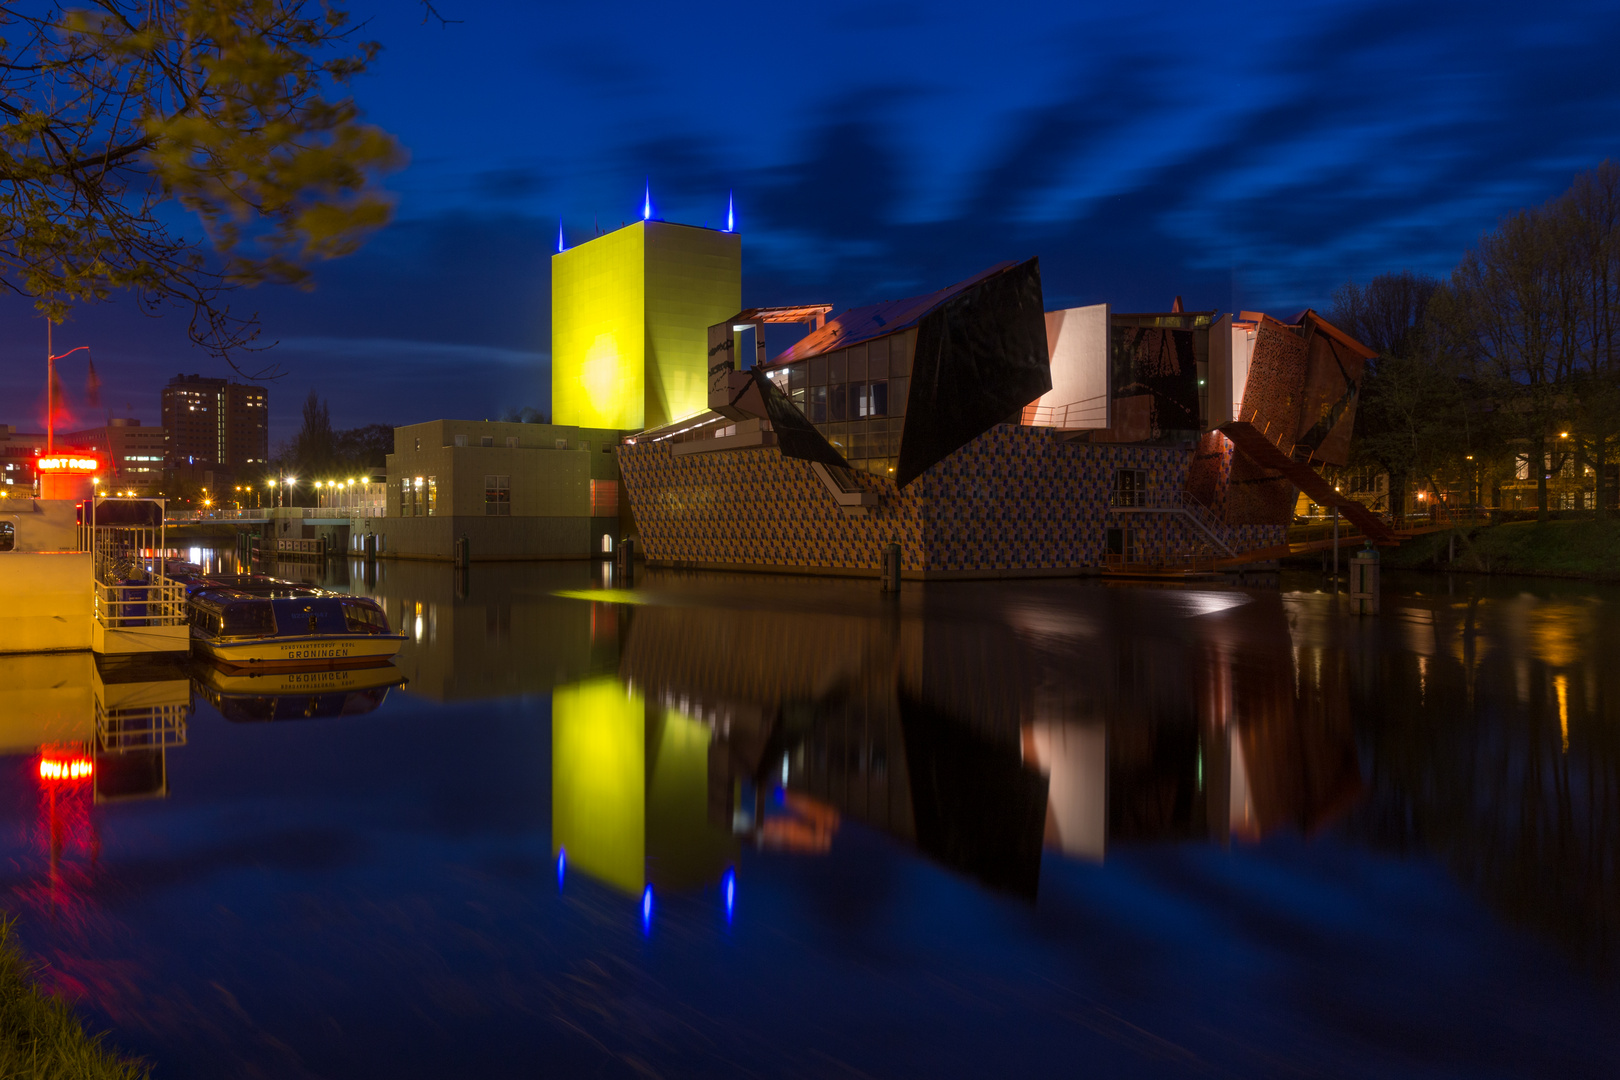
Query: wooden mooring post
xmin=1349 ymin=544 xmax=1380 ymax=615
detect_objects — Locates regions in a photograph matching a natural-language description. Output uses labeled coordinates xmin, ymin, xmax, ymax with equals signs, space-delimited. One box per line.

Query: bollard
xmin=618 ymin=537 xmax=635 ymax=587
xmin=1349 ymin=543 xmax=1381 ymax=615
xmin=880 ymin=541 xmax=902 ymax=593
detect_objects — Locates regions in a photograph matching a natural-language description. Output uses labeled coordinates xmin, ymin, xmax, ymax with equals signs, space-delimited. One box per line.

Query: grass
xmin=0 ymin=918 xmax=149 ymax=1080
xmin=1380 ymin=516 xmax=1620 ymax=580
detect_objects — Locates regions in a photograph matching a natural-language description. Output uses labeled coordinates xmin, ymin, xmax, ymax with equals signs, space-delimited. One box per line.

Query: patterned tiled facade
xmin=621 ymin=425 xmax=1285 ymax=575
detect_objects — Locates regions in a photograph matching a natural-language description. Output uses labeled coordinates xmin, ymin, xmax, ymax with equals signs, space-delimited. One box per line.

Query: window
xmin=415 ymin=437 xmax=421 ymax=451
xmin=829 ymin=383 xmax=848 ymax=422
xmin=340 ymin=599 xmax=390 ymax=634
xmin=1113 ymin=469 xmax=1146 ymax=507
xmin=505 ymin=436 xmax=518 ymax=448
xmin=480 ymin=435 xmax=494 ymax=447
xmin=399 ymin=478 xmax=413 ymax=517
xmin=555 ymin=439 xmax=569 ymax=450
xmin=484 ymin=474 xmax=510 ymax=515
xmin=809 ymin=385 xmax=828 ymax=423
xmin=454 ymin=434 xmax=467 ymax=447
xmin=427 ymin=477 xmax=437 ymax=517
xmin=856 ymin=381 xmax=888 ymax=417
xmin=0 ymin=521 xmax=12 ymax=551
xmin=601 ymin=534 xmax=614 ymax=553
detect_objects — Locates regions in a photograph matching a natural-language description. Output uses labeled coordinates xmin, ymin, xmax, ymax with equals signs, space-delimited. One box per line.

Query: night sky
xmin=3 ymin=0 xmax=1617 ymax=448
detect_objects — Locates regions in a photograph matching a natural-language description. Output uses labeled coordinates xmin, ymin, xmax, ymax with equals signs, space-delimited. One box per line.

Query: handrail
xmin=1021 ymin=394 xmax=1108 ymax=428
xmin=93 ymin=576 xmax=188 ymax=629
xmin=1108 ymin=488 xmax=1237 ymax=558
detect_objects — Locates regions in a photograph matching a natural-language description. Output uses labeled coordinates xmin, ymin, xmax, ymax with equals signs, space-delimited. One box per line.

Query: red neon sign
xmin=36 ymin=456 xmax=100 ymax=473
xmin=39 ymin=756 xmax=94 ymax=781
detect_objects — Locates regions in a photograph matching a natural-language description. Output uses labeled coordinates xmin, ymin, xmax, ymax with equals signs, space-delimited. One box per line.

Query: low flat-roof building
xmin=373 ymin=419 xmax=624 ymax=561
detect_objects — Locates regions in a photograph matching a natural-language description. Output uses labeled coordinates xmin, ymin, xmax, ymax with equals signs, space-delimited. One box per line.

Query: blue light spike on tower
xmin=557 ymin=217 xmax=565 ymax=253
xmin=643 ymin=178 xmax=651 ymax=221
xmin=726 ymin=190 xmax=735 ymax=233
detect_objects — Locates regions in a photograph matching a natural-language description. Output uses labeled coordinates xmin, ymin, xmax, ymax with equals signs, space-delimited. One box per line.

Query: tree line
xmin=1330 ymin=161 xmax=1620 ymax=523
xmin=269 ymin=390 xmax=392 ymax=481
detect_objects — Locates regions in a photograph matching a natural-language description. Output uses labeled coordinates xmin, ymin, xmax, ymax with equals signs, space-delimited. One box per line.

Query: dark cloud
xmin=4 ymin=0 xmax=1619 ymax=441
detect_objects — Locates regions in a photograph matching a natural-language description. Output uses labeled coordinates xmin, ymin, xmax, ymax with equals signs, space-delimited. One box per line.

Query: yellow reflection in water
xmin=552 ymin=589 xmax=649 ymax=606
xmin=1555 ymin=673 xmax=1569 ymax=753
xmin=552 ymin=678 xmax=645 ymax=893
xmin=1529 ymin=603 xmax=1587 ymax=668
xmin=646 ymin=708 xmax=736 ymax=891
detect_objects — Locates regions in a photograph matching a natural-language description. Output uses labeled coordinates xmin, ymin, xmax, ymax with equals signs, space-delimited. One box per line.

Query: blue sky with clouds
xmin=3 ymin=0 xmax=1618 ymax=447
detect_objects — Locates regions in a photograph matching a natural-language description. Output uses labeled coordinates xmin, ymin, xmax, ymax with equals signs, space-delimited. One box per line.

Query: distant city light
xmin=37 ymin=456 xmax=99 ymax=472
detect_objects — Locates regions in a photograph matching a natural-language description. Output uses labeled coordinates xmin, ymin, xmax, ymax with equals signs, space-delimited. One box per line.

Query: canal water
xmin=2 ymin=556 xmax=1617 ymax=1078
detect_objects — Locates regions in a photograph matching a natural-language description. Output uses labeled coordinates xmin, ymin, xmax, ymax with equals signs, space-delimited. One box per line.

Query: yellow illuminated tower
xmin=551 ymin=221 xmax=741 ymax=431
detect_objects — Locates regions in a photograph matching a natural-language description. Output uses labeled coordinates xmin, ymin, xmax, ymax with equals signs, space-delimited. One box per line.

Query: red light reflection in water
xmin=28 ymin=745 xmax=100 ymax=918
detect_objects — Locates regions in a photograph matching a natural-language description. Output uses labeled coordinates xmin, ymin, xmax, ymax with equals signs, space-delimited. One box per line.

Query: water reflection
xmin=566 ymin=578 xmax=1361 ymax=901
xmin=342 ymin=556 xmax=1620 ymax=968
xmin=0 ymin=560 xmax=1618 ymax=1077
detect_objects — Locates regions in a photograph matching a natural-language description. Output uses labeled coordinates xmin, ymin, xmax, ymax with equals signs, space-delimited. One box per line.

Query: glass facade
xmin=765 ymin=329 xmax=914 ymax=477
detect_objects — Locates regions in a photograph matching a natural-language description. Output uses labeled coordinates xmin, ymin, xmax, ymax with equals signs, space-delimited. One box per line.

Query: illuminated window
xmin=0 ymin=521 xmax=13 ymax=551
xmin=1113 ymin=469 xmax=1146 ymax=508
xmin=427 ymin=477 xmax=437 ymax=516
xmin=484 ymin=474 xmax=510 ymax=516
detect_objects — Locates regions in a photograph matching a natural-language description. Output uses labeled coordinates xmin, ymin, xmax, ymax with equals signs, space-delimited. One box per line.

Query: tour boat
xmin=188 ymin=586 xmax=405 ymax=671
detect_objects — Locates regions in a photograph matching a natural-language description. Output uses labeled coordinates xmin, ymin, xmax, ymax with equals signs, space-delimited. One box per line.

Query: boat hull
xmin=194 ymin=632 xmax=405 ymax=672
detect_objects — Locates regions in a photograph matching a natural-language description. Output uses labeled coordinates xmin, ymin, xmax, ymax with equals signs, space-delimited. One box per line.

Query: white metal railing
xmin=97 ymin=702 xmax=189 ymax=753
xmin=1022 ymin=394 xmax=1108 ymax=428
xmin=93 ymin=577 xmax=188 ymax=630
xmin=1108 ymin=489 xmax=1236 ymax=557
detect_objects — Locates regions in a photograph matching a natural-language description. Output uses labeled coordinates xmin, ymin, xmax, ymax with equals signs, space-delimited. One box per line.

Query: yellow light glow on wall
xmin=551 ymin=677 xmax=646 ymax=894
xmin=552 ymin=221 xmax=740 ymax=432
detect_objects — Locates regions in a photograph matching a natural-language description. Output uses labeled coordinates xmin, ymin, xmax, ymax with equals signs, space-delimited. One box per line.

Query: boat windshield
xmin=340 ymin=599 xmax=391 ymax=634
xmin=193 ymin=597 xmax=276 ymax=638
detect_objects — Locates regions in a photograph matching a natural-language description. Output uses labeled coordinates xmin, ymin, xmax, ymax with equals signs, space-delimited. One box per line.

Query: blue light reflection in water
xmin=0 ymin=560 xmax=1616 ymax=1079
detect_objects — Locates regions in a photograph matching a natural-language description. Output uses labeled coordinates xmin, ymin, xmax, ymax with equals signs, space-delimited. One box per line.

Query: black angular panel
xmin=752 ymin=366 xmax=852 ymax=471
xmin=896 ymin=258 xmax=1051 ymax=488
xmin=898 ymin=690 xmax=1049 ymax=900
